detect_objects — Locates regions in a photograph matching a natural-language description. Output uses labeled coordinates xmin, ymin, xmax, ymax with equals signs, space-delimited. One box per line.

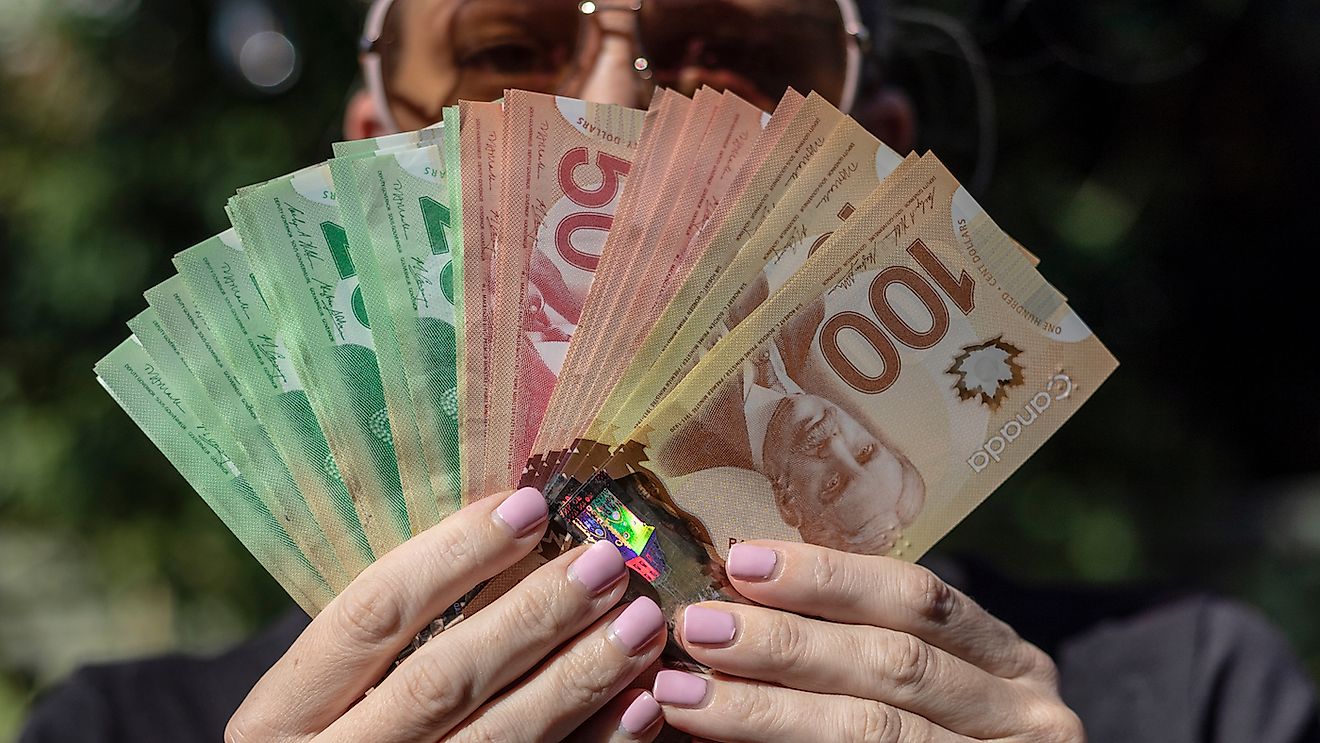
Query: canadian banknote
xmin=174 ymin=231 xmax=375 ymax=576
xmin=526 ymin=89 xmax=693 ymax=482
xmin=330 ymin=153 xmax=442 ymax=533
xmin=229 ymin=166 xmax=414 ymax=554
xmin=610 ymin=117 xmax=905 ymax=436
xmin=549 ymin=155 xmax=1116 ymax=616
xmin=529 ymin=90 xmax=768 ymax=486
xmin=96 ymin=336 xmax=332 ymax=612
xmin=457 ymin=100 xmax=506 ymax=501
xmin=543 ymin=92 xmax=847 ymax=499
xmin=136 ymin=285 xmax=351 ymax=591
xmin=339 ymin=145 xmax=464 ymax=521
xmin=486 ymin=91 xmax=645 ymax=491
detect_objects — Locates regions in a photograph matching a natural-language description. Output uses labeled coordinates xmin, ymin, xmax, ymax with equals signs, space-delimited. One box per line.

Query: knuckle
xmin=760 ymin=611 xmax=808 ymax=672
xmin=333 ymin=581 xmax=404 ymax=647
xmin=452 ymin=724 xmax=505 ymax=743
xmin=1023 ymin=644 xmax=1061 ymax=686
xmin=853 ymin=701 xmax=904 ymax=743
xmin=553 ymin=646 xmax=620 ymax=712
xmin=222 ymin=716 xmax=254 ymax=743
xmin=422 ymin=524 xmax=481 ymax=575
xmin=499 ymin=576 xmax=574 ymax=645
xmin=737 ymin=683 xmax=787 ymax=734
xmin=811 ymin=549 xmax=853 ymax=596
xmin=883 ymin=632 xmax=934 ymax=693
xmin=223 ymin=711 xmax=283 ymax=743
xmin=899 ymin=566 xmax=956 ymax=625
xmin=397 ymin=654 xmax=473 ymax=722
xmin=1027 ymin=701 xmax=1087 ymax=742
xmin=997 ymin=639 xmax=1058 ymax=684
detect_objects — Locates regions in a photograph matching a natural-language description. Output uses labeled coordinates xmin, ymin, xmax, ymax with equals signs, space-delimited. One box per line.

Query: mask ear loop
xmin=835 ymin=0 xmax=865 ymax=113
xmin=361 ymin=0 xmax=402 ymax=134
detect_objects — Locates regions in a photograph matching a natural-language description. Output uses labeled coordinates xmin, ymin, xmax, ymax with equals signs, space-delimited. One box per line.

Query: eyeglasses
xmin=361 ymin=0 xmax=867 ymax=133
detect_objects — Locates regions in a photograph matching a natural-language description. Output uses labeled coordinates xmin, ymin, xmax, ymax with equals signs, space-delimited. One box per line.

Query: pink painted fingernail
xmin=682 ymin=605 xmax=736 ymax=645
xmin=493 ymin=487 xmax=547 ymax=537
xmin=653 ymin=670 xmax=709 ymax=707
xmin=619 ymin=692 xmax=662 ymax=736
xmin=568 ymin=541 xmax=627 ymax=596
xmin=727 ymin=543 xmax=778 ymax=580
xmin=608 ymin=597 xmax=665 ymax=655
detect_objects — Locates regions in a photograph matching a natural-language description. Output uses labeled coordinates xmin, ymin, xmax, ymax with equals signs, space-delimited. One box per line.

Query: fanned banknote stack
xmin=96 ymin=87 xmax=1117 ymax=626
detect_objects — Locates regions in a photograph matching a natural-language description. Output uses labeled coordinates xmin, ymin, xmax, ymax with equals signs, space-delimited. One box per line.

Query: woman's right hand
xmin=225 ymin=487 xmax=669 ymax=742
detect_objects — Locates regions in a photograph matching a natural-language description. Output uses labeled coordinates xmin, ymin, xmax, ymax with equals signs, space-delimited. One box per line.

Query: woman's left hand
xmin=654 ymin=541 xmax=1085 ymax=742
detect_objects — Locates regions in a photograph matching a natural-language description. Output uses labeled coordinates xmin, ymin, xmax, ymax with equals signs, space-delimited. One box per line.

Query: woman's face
xmin=762 ymin=392 xmax=920 ymax=553
xmin=376 ymin=0 xmax=852 ymax=130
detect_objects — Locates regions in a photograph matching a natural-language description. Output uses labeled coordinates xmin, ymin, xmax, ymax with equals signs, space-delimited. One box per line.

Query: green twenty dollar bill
xmin=334 ymin=145 xmax=464 ymax=521
xmin=95 ymin=336 xmax=333 ymax=613
xmin=137 ymin=282 xmax=353 ymax=591
xmin=174 ymin=231 xmax=374 ymax=575
xmin=329 ymin=154 xmax=443 ymax=533
xmin=229 ymin=166 xmax=413 ymax=555
xmin=331 ymin=123 xmax=445 ymax=160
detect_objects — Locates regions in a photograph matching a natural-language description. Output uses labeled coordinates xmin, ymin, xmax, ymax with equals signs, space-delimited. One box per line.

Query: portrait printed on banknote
xmin=652 ymin=276 xmax=926 ymax=558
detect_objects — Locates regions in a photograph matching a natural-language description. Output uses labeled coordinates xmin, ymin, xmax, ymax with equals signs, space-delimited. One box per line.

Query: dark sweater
xmin=21 ymin=560 xmax=1320 ymax=743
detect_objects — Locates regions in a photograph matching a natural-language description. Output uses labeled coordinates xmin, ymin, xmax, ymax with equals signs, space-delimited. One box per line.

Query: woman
xmin=23 ymin=1 xmax=1318 ymax=741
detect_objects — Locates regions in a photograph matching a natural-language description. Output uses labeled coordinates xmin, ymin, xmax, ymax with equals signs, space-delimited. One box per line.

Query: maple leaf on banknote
xmin=947 ymin=336 xmax=1027 ymax=410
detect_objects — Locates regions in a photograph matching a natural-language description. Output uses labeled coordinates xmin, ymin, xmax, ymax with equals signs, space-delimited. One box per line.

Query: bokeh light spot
xmin=238 ymin=29 xmax=297 ymax=91
xmin=1067 ymin=506 xmax=1140 ymax=582
xmin=1055 ymin=179 xmax=1138 ymax=255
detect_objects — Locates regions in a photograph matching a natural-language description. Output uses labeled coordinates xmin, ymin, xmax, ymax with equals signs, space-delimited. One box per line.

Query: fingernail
xmin=568 ymin=540 xmax=627 ymax=596
xmin=653 ymin=670 xmax=709 ymax=707
xmin=727 ymin=543 xmax=778 ymax=581
xmin=493 ymin=487 xmax=548 ymax=537
xmin=682 ymin=605 xmax=736 ymax=645
xmin=607 ymin=596 xmax=665 ymax=655
xmin=619 ymin=692 xmax=662 ymax=736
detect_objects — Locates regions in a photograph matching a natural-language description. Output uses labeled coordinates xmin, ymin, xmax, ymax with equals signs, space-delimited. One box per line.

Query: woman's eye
xmin=460 ymin=43 xmax=542 ymax=74
xmin=824 ymin=473 xmax=841 ymax=494
xmin=857 ymin=444 xmax=875 ymax=463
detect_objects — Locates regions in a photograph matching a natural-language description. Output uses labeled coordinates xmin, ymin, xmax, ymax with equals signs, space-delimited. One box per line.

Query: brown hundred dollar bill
xmin=539 ymin=92 xmax=845 ymax=498
xmin=608 ymin=116 xmax=906 ymax=448
xmin=545 ymin=154 xmax=1117 ymax=617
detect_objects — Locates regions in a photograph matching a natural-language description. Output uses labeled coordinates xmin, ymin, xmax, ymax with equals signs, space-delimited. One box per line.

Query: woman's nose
xmin=575 ymin=10 xmax=646 ymax=107
xmin=826 ymin=435 xmax=866 ymax=476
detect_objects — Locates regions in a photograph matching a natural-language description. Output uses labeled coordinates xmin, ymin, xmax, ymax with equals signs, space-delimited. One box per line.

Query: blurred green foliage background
xmin=1 ymin=0 xmax=1318 ymax=737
